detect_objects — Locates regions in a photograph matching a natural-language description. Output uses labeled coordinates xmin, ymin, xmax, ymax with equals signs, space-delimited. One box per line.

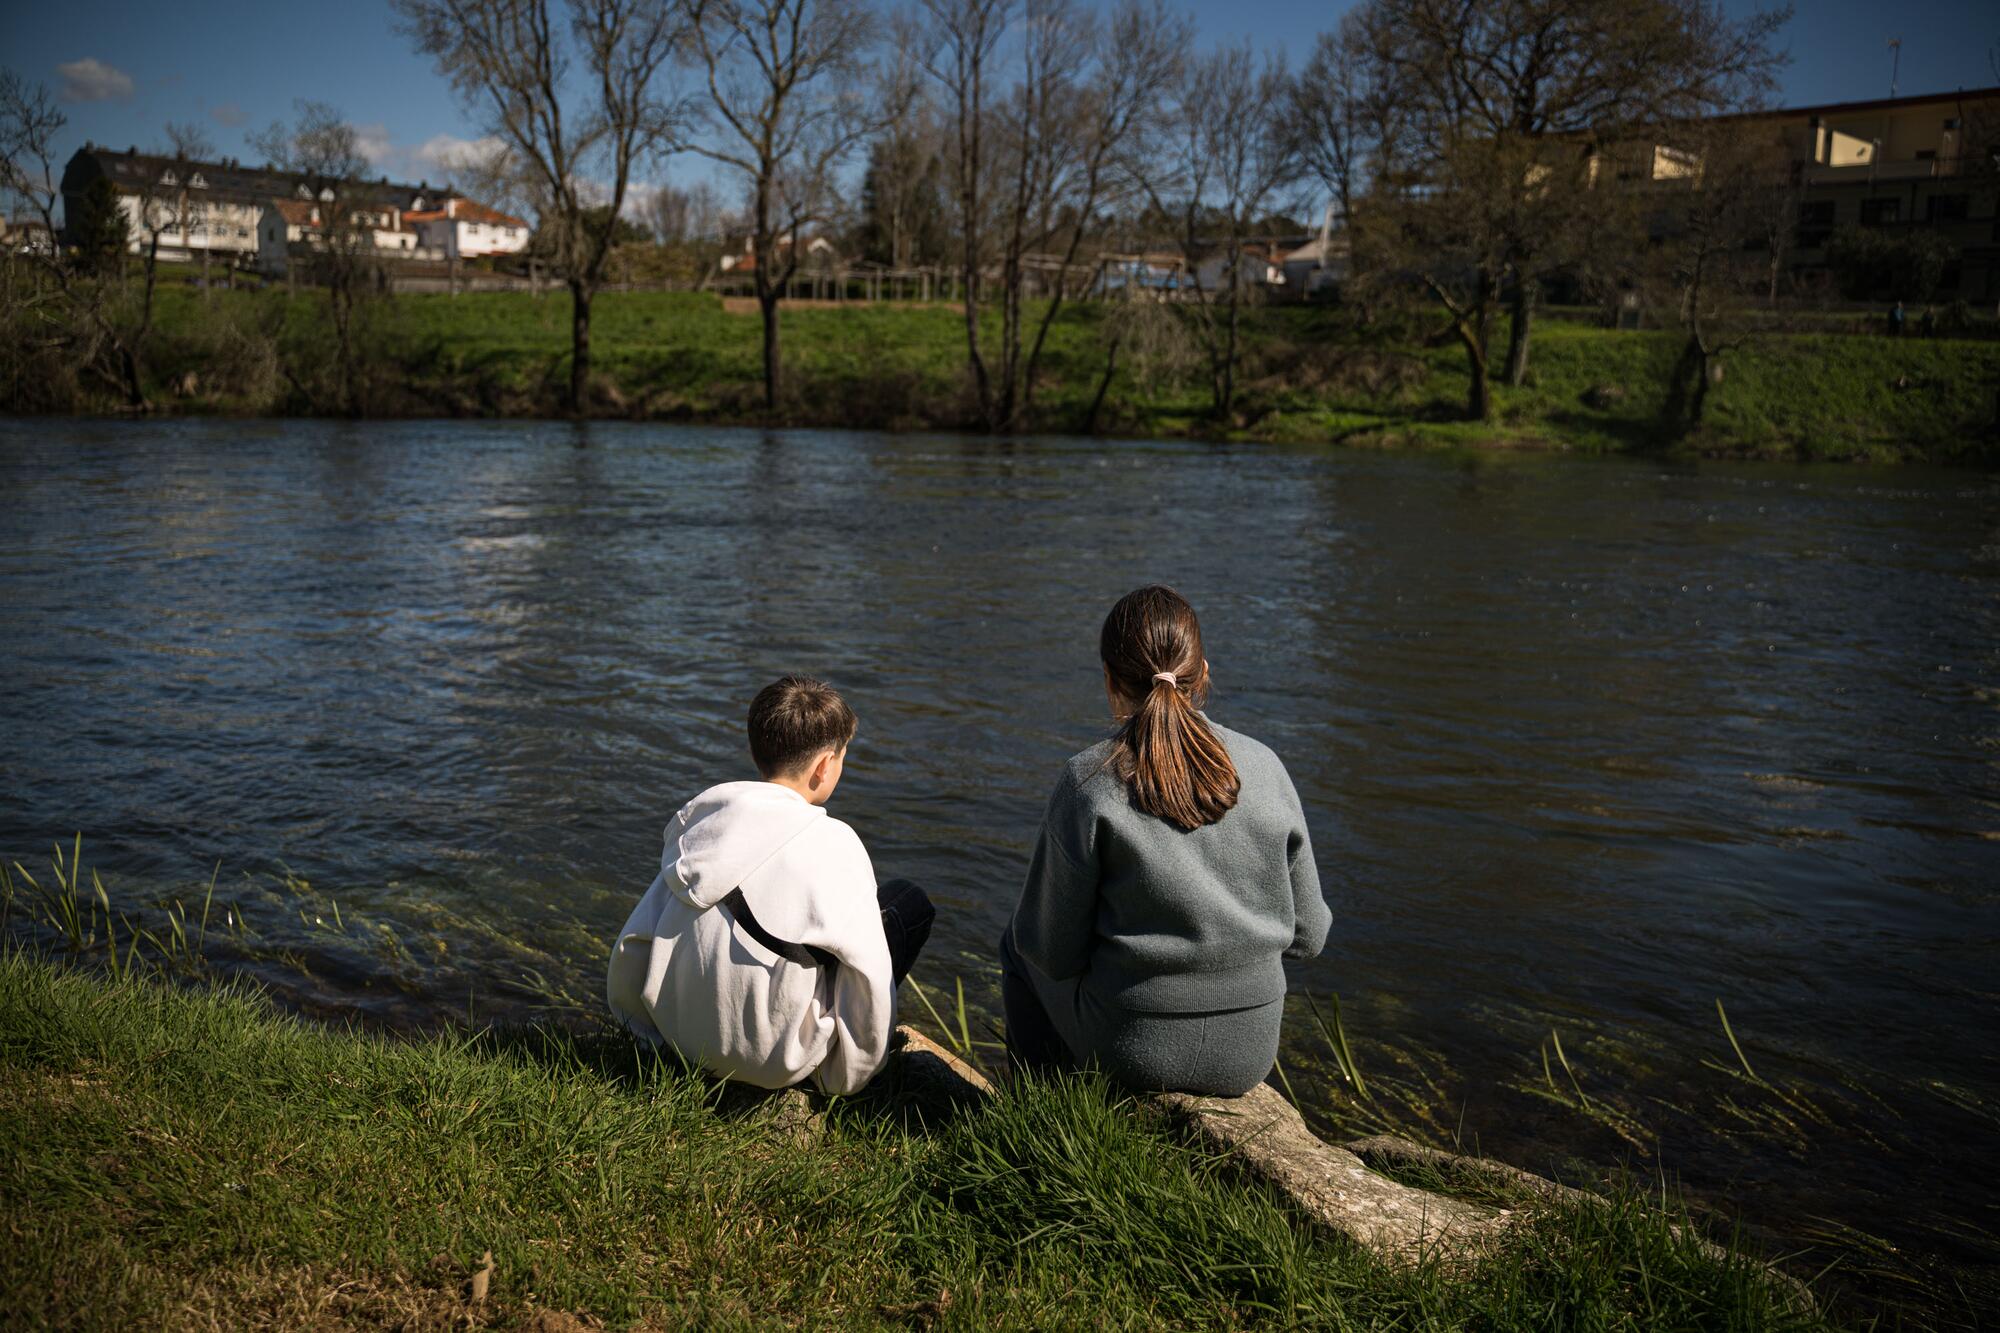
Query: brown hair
xmin=1099 ymin=586 xmax=1240 ymax=831
xmin=747 ymin=676 xmax=857 ymax=777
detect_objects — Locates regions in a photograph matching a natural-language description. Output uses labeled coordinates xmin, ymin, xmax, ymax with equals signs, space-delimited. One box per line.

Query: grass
xmin=0 ymin=952 xmax=1835 ymax=1331
xmin=21 ymin=268 xmax=1999 ymax=462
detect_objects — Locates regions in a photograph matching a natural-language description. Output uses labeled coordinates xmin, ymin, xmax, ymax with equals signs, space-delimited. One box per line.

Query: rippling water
xmin=3 ymin=417 xmax=1997 ymax=1301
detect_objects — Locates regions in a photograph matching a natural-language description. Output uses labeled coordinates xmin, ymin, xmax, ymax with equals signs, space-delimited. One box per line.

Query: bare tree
xmin=916 ymin=0 xmax=1183 ymax=431
xmin=856 ymin=101 xmax=949 ymax=268
xmin=1352 ymin=0 xmax=1789 ymax=414
xmin=0 ymin=72 xmax=150 ymax=407
xmin=119 ymin=123 xmax=218 ymax=395
xmin=645 ymin=182 xmax=696 ymax=243
xmin=254 ymin=103 xmax=381 ymax=414
xmin=396 ymin=0 xmax=687 ymax=416
xmin=911 ymin=0 xmax=1009 ymax=419
xmin=1000 ymin=0 xmax=1184 ymax=430
xmin=1649 ymin=122 xmax=1794 ymax=429
xmin=641 ymin=178 xmax=734 ymax=285
xmin=1290 ymin=12 xmax=1400 ymax=301
xmin=1142 ymin=44 xmax=1295 ymax=420
xmin=683 ymin=0 xmax=901 ymax=409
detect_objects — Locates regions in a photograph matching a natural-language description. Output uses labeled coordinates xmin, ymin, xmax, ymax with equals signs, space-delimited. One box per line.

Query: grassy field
xmin=0 ymin=952 xmax=1836 ymax=1331
xmin=58 ymin=277 xmax=2000 ymax=462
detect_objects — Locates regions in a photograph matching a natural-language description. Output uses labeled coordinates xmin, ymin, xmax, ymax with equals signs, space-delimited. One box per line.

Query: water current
xmin=2 ymin=417 xmax=1996 ymax=1306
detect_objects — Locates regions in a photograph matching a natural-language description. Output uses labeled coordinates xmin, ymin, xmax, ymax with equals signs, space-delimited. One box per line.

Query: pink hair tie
xmin=1152 ymin=671 xmax=1178 ymax=687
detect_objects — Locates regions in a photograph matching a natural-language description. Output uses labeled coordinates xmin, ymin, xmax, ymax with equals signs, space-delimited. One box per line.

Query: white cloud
xmin=352 ymin=122 xmax=398 ymax=170
xmin=56 ymin=58 xmax=135 ymax=104
xmin=411 ymin=133 xmax=506 ymax=178
xmin=339 ymin=128 xmax=507 ymax=185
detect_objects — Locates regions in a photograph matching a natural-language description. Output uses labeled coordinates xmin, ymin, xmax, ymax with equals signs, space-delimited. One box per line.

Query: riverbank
xmin=11 ymin=280 xmax=1999 ymax=461
xmin=0 ymin=954 xmax=1830 ymax=1330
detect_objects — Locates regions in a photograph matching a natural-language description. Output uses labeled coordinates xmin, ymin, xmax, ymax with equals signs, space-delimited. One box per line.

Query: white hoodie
xmin=605 ymin=781 xmax=896 ymax=1094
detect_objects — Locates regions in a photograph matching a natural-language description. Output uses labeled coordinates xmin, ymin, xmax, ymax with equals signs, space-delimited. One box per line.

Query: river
xmin=2 ymin=417 xmax=1996 ymax=1310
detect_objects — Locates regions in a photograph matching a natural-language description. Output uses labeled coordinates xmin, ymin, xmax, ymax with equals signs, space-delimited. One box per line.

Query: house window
xmin=1927 ymin=193 xmax=1969 ymax=222
xmin=160 ymin=169 xmax=178 ymax=186
xmin=189 ymin=172 xmax=207 ymax=188
xmin=1859 ymin=197 xmax=1901 ymax=226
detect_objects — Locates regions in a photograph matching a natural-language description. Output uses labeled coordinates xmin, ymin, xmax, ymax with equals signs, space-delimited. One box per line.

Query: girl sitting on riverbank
xmin=1000 ymin=586 xmax=1332 ymax=1096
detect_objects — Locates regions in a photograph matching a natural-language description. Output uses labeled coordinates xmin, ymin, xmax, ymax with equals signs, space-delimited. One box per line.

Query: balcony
xmin=1802 ymin=157 xmax=1960 ymax=185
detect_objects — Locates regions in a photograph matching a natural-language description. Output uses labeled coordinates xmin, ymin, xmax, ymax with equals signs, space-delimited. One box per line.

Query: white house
xmin=718 ymin=231 xmax=836 ymax=272
xmin=404 ymin=198 xmax=531 ymax=259
xmin=1279 ymin=233 xmax=1350 ymax=298
xmin=1192 ymin=243 xmax=1287 ymax=295
xmin=257 ymin=197 xmax=433 ymax=276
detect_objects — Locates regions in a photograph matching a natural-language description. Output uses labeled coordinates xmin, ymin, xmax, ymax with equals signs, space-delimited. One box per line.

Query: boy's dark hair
xmin=748 ymin=676 xmax=857 ymax=777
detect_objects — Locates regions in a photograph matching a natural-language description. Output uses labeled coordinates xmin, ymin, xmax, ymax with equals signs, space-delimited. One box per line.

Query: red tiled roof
xmin=405 ymin=199 xmax=528 ymax=229
xmin=269 ymin=198 xmax=319 ymax=227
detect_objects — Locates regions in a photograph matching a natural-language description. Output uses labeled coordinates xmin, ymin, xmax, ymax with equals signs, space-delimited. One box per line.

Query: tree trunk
xmin=1504 ymin=283 xmax=1534 ymax=386
xmin=1689 ymin=348 xmax=1714 ymax=426
xmin=1220 ymin=289 xmax=1242 ymax=419
xmin=570 ymin=280 xmax=593 ymax=418
xmin=760 ymin=285 xmax=782 ymax=409
xmin=1084 ymin=324 xmax=1124 ymax=435
xmin=1458 ymin=316 xmax=1491 ymax=422
xmin=334 ymin=285 xmax=356 ymax=416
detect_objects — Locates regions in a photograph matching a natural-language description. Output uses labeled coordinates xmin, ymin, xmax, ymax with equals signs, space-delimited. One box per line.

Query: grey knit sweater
xmin=1009 ymin=719 xmax=1332 ymax=1013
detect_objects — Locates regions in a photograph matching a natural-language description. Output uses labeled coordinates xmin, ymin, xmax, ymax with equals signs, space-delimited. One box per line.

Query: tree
xmin=648 ymin=180 xmax=735 ymax=284
xmin=396 ymin=0 xmax=687 ymax=416
xmin=535 ymin=203 xmax=651 ymax=253
xmin=916 ymin=0 xmax=1184 ymax=430
xmin=122 ymin=123 xmax=216 ymax=401
xmin=1647 ymin=122 xmax=1793 ymax=428
xmin=683 ymin=0 xmax=901 ymax=409
xmin=68 ymin=176 xmax=129 ymax=275
xmin=253 ymin=103 xmax=379 ymax=414
xmin=1 ymin=71 xmax=149 ymax=407
xmin=1142 ymin=43 xmax=1294 ymax=420
xmin=1290 ymin=12 xmax=1400 ymax=301
xmin=1822 ymin=225 xmax=1956 ymax=304
xmin=855 ymin=113 xmax=949 ymax=268
xmin=911 ymin=0 xmax=1010 ymax=420
xmin=1350 ymin=0 xmax=1789 ymax=416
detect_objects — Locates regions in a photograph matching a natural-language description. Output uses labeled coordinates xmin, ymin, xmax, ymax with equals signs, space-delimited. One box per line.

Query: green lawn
xmin=0 ymin=953 xmax=1832 ymax=1330
xmin=27 ymin=275 xmax=2000 ymax=461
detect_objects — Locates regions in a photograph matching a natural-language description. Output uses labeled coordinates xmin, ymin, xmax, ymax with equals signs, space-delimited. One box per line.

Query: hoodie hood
xmin=663 ymin=781 xmax=825 ymax=909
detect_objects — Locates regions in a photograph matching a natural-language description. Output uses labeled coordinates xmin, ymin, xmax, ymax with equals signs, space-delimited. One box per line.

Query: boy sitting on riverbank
xmin=606 ymin=676 xmax=932 ymax=1094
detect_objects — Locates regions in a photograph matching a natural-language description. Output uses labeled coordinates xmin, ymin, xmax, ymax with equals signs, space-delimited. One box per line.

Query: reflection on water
xmin=3 ymin=418 xmax=1997 ymax=1297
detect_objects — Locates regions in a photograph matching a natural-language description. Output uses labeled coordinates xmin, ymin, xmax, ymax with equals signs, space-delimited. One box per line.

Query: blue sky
xmin=5 ymin=0 xmax=1996 ymax=206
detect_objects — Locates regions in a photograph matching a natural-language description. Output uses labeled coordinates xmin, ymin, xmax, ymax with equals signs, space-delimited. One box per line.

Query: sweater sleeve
xmin=1010 ymin=767 xmax=1101 ymax=983
xmin=1281 ymin=770 xmax=1332 ymax=961
xmin=799 ymin=825 xmax=897 ymax=1096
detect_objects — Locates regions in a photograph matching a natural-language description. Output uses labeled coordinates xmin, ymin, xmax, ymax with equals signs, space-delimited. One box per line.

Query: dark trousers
xmin=878 ymin=878 xmax=934 ymax=988
xmin=998 ymin=927 xmax=1077 ymax=1073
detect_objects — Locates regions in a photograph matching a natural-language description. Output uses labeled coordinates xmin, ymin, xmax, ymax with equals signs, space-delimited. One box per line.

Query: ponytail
xmin=1100 ymin=587 xmax=1241 ymax=831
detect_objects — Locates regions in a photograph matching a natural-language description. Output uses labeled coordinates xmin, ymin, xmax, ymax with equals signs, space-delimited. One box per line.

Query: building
xmin=1742 ymin=87 xmax=1998 ymax=300
xmin=718 ymin=232 xmax=835 ymax=272
xmin=58 ymin=144 xmax=517 ymax=276
xmin=256 ymin=198 xmax=435 ymax=276
xmin=1192 ymin=243 xmax=1288 ymax=294
xmin=3 ymin=215 xmax=56 ymax=256
xmin=1606 ymin=87 xmax=2000 ymax=301
xmin=403 ymin=197 xmax=531 ymax=259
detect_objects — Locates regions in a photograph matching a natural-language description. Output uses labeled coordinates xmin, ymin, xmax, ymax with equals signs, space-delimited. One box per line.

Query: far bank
xmin=6 ymin=281 xmax=1999 ymax=462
